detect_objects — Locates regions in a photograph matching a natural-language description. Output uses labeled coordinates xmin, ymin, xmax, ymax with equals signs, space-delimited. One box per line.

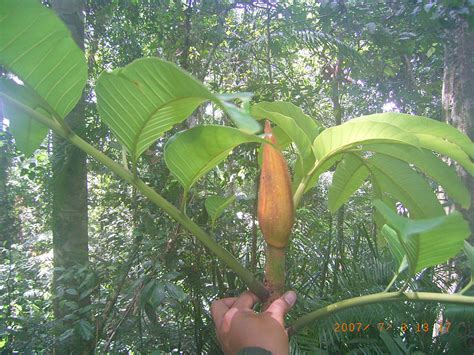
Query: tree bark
xmin=50 ymin=0 xmax=90 ymax=352
xmin=442 ymin=17 xmax=474 ymax=239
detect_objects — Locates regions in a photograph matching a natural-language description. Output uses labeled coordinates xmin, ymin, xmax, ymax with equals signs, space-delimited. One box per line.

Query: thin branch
xmin=92 ymin=236 xmax=141 ymax=351
xmin=102 ymin=282 xmax=143 ymax=352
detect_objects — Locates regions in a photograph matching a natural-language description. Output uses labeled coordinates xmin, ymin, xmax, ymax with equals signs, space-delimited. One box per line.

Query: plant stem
xmin=293 ymin=177 xmax=309 ymax=208
xmin=287 ymin=291 xmax=474 ymax=336
xmin=2 ymin=93 xmax=270 ymax=302
xmin=383 ymin=273 xmax=399 ymax=292
xmin=264 ymin=245 xmax=286 ymax=308
xmin=460 ymin=280 xmax=473 ymax=294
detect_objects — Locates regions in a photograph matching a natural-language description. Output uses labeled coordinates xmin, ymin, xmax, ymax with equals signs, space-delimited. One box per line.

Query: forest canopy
xmin=1 ymin=0 xmax=474 ymax=353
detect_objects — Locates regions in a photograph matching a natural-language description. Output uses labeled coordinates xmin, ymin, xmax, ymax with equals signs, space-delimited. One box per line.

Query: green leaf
xmin=251 ymin=101 xmax=322 ymax=142
xmin=148 ymin=282 xmax=166 ymax=308
xmin=444 ymin=303 xmax=474 ymax=321
xmin=379 ymin=331 xmax=409 ymax=355
xmin=368 ymin=154 xmax=444 ymax=218
xmin=76 ymin=320 xmax=94 ymax=341
xmin=165 ymin=282 xmax=186 ymax=301
xmin=140 ymin=280 xmax=156 ymax=307
xmin=220 ymin=99 xmax=262 ymax=133
xmin=381 ymin=225 xmax=409 ymax=273
xmin=374 ymin=200 xmax=470 ymax=274
xmin=0 ymin=0 xmax=87 ymax=118
xmin=205 ymin=195 xmax=236 ymax=227
xmin=302 ymin=155 xmax=344 ymax=194
xmin=364 ymin=144 xmax=470 ymax=209
xmin=352 ymin=113 xmax=474 ymax=173
xmin=0 ymin=79 xmax=50 ymax=156
xmin=96 ymin=58 xmax=260 ymax=162
xmin=416 ymin=135 xmax=474 ymax=175
xmin=328 ymin=153 xmax=369 ymax=213
xmin=306 ymin=121 xmax=419 ymax=192
xmin=65 ymin=288 xmax=78 ymax=296
xmin=314 ymin=121 xmax=419 ymax=161
xmin=164 ymin=125 xmax=265 ymax=194
xmin=251 ymin=102 xmax=315 ymax=175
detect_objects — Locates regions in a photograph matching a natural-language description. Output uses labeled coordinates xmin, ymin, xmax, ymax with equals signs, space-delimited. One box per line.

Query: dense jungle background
xmin=1 ymin=0 xmax=474 ymax=353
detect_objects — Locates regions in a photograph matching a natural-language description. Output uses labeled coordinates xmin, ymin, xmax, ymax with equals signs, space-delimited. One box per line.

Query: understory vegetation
xmin=1 ymin=0 xmax=474 ymax=353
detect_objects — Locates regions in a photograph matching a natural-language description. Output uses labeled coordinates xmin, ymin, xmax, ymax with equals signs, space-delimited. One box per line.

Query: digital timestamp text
xmin=333 ymin=321 xmax=452 ymax=333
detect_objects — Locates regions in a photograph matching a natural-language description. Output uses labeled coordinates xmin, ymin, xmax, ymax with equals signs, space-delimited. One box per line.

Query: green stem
xmin=398 ymin=279 xmax=410 ymax=293
xmin=264 ymin=245 xmax=286 ymax=309
xmin=383 ymin=273 xmax=399 ymax=292
xmin=460 ymin=280 xmax=473 ymax=295
xmin=293 ymin=178 xmax=308 ymax=208
xmin=2 ymin=93 xmax=270 ymax=302
xmin=287 ymin=291 xmax=474 ymax=336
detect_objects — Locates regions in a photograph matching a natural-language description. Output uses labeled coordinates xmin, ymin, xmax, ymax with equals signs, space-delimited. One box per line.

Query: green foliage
xmin=376 ymin=200 xmax=470 ymax=274
xmin=205 ymin=195 xmax=236 ymax=228
xmin=96 ymin=58 xmax=260 ymax=163
xmin=0 ymin=79 xmax=50 ymax=156
xmin=1 ymin=0 xmax=474 ymax=353
xmin=164 ymin=125 xmax=265 ymax=195
xmin=0 ymin=0 xmax=87 ymax=119
xmin=328 ymin=153 xmax=369 ymax=213
xmin=251 ymin=101 xmax=319 ymax=181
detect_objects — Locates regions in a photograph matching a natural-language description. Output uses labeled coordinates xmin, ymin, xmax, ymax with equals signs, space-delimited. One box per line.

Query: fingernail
xmin=283 ymin=291 xmax=297 ymax=306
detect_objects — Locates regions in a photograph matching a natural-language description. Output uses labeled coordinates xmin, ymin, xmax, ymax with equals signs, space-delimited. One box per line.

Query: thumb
xmin=266 ymin=291 xmax=297 ymax=321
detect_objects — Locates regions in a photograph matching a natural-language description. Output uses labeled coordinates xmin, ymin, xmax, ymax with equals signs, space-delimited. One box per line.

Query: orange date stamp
xmin=333 ymin=321 xmax=453 ymax=333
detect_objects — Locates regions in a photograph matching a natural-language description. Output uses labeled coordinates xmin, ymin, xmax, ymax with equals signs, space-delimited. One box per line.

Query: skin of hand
xmin=211 ymin=290 xmax=297 ymax=355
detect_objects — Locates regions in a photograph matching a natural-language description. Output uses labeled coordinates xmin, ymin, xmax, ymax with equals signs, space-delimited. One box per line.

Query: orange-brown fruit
xmin=257 ymin=120 xmax=294 ymax=249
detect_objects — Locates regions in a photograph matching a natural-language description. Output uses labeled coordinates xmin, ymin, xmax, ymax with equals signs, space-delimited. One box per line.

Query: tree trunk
xmin=50 ymin=1 xmax=90 ymax=352
xmin=442 ymin=17 xmax=474 ymax=239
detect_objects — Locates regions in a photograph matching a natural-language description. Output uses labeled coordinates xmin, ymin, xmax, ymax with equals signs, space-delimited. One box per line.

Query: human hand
xmin=211 ymin=290 xmax=297 ymax=355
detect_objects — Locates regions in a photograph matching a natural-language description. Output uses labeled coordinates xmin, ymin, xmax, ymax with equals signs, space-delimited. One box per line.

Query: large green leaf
xmin=368 ymin=154 xmax=444 ymax=218
xmin=374 ymin=200 xmax=470 ymax=274
xmin=251 ymin=102 xmax=316 ymax=176
xmin=328 ymin=153 xmax=369 ymax=213
xmin=302 ymin=155 xmax=344 ymax=194
xmin=381 ymin=225 xmax=407 ymax=272
xmin=0 ymin=79 xmax=50 ymax=156
xmin=364 ymin=144 xmax=470 ymax=209
xmin=96 ymin=58 xmax=260 ymax=162
xmin=205 ymin=195 xmax=236 ymax=227
xmin=314 ymin=121 xmax=419 ymax=161
xmin=416 ymin=134 xmax=474 ymax=175
xmin=303 ymin=121 xmax=419 ymax=193
xmin=0 ymin=0 xmax=87 ymax=119
xmin=352 ymin=113 xmax=474 ymax=173
xmin=164 ymin=125 xmax=265 ymax=194
xmin=251 ymin=101 xmax=322 ymax=142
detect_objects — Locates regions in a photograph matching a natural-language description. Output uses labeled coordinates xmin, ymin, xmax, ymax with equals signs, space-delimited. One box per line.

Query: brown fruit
xmin=257 ymin=120 xmax=294 ymax=249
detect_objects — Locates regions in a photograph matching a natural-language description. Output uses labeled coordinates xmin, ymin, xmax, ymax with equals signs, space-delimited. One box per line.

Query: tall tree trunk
xmin=50 ymin=1 xmax=90 ymax=352
xmin=442 ymin=17 xmax=474 ymax=240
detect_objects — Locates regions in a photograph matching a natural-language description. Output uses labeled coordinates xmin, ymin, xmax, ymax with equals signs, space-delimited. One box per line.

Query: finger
xmin=211 ymin=297 xmax=238 ymax=323
xmin=232 ymin=290 xmax=259 ymax=310
xmin=266 ymin=291 xmax=297 ymax=323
